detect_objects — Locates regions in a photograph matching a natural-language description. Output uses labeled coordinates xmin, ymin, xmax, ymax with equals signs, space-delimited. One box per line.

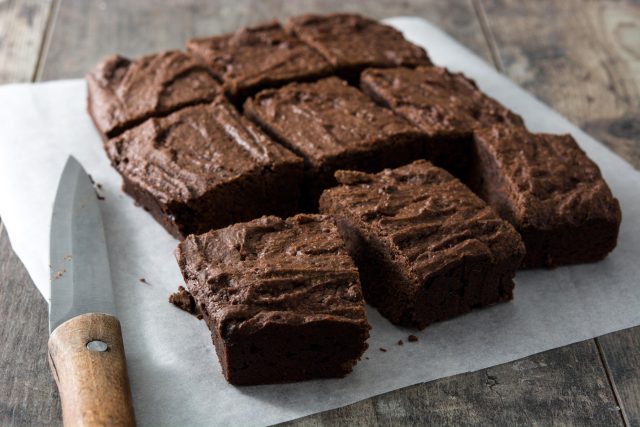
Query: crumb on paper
xmin=397 ymin=340 xmax=404 ymax=346
xmin=365 ymin=356 xmax=369 ymax=360
xmin=96 ymin=183 xmax=103 ymax=189
xmin=408 ymin=334 xmax=418 ymax=343
xmin=53 ymin=269 xmax=66 ymax=280
xmin=379 ymin=347 xmax=387 ymax=352
xmin=169 ymin=286 xmax=196 ymax=314
xmin=139 ymin=277 xmax=148 ymax=284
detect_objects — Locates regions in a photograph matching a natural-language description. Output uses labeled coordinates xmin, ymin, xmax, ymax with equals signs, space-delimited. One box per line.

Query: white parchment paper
xmin=1 ymin=17 xmax=639 ymax=426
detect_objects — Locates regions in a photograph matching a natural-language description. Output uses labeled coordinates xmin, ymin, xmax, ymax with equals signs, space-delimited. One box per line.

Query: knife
xmin=48 ymin=156 xmax=136 ymax=427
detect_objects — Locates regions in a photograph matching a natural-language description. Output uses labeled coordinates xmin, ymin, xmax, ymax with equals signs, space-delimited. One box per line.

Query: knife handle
xmin=48 ymin=313 xmax=136 ymax=427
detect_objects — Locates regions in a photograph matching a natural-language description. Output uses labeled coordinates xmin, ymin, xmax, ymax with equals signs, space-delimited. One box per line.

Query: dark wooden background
xmin=1 ymin=0 xmax=639 ymax=425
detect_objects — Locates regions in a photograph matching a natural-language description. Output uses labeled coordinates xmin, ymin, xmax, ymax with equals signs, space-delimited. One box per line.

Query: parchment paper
xmin=1 ymin=17 xmax=639 ymax=427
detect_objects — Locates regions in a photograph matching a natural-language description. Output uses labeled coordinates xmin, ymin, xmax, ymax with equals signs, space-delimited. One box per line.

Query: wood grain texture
xmin=48 ymin=313 xmax=135 ymax=427
xmin=0 ymin=223 xmax=62 ymax=426
xmin=0 ymin=0 xmax=54 ymax=83
xmin=39 ymin=0 xmax=492 ymax=80
xmin=283 ymin=340 xmax=625 ymax=426
xmin=598 ymin=330 xmax=640 ymax=426
xmin=480 ymin=0 xmax=640 ymax=169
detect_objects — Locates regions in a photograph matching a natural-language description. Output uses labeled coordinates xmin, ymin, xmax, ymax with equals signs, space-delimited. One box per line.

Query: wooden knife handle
xmin=48 ymin=313 xmax=136 ymax=427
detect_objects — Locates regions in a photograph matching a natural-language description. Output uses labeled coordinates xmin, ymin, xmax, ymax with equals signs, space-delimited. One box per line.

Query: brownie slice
xmin=187 ymin=21 xmax=333 ymax=101
xmin=320 ymin=160 xmax=525 ymax=329
xmin=286 ymin=14 xmax=430 ymax=79
xmin=87 ymin=51 xmax=220 ymax=139
xmin=360 ymin=66 xmax=524 ymax=179
xmin=105 ymin=99 xmax=303 ymax=238
xmin=175 ymin=214 xmax=370 ymax=385
xmin=470 ymin=125 xmax=621 ymax=268
xmin=244 ymin=76 xmax=428 ymax=206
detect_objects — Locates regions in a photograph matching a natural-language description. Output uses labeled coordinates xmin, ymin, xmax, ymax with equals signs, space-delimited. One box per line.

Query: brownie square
xmin=187 ymin=21 xmax=333 ymax=101
xmin=286 ymin=14 xmax=430 ymax=79
xmin=87 ymin=51 xmax=220 ymax=139
xmin=470 ymin=125 xmax=621 ymax=268
xmin=104 ymin=99 xmax=303 ymax=238
xmin=244 ymin=76 xmax=428 ymax=206
xmin=320 ymin=160 xmax=525 ymax=329
xmin=360 ymin=66 xmax=524 ymax=179
xmin=175 ymin=214 xmax=370 ymax=385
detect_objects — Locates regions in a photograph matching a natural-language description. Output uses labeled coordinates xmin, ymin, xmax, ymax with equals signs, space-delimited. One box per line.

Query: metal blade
xmin=49 ymin=156 xmax=116 ymax=333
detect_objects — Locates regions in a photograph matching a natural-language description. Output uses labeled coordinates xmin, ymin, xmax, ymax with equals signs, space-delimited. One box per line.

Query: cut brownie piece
xmin=360 ymin=66 xmax=524 ymax=179
xmin=470 ymin=125 xmax=621 ymax=268
xmin=175 ymin=214 xmax=370 ymax=385
xmin=286 ymin=14 xmax=430 ymax=79
xmin=87 ymin=51 xmax=220 ymax=139
xmin=105 ymin=99 xmax=303 ymax=238
xmin=187 ymin=21 xmax=333 ymax=101
xmin=244 ymin=76 xmax=428 ymax=206
xmin=319 ymin=160 xmax=525 ymax=329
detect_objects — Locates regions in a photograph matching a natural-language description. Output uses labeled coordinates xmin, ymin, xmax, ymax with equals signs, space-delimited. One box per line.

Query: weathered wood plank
xmin=597 ymin=330 xmax=640 ymax=426
xmin=0 ymin=0 xmax=54 ymax=83
xmin=39 ymin=0 xmax=492 ymax=80
xmin=480 ymin=0 xmax=640 ymax=169
xmin=284 ymin=340 xmax=624 ymax=426
xmin=0 ymin=223 xmax=61 ymax=426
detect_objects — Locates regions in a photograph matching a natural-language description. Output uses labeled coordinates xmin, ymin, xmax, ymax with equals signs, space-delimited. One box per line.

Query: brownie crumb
xmin=408 ymin=334 xmax=418 ymax=343
xmin=379 ymin=347 xmax=387 ymax=352
xmin=397 ymin=340 xmax=404 ymax=346
xmin=365 ymin=357 xmax=369 ymax=360
xmin=169 ymin=286 xmax=196 ymax=313
xmin=196 ymin=314 xmax=204 ymax=320
xmin=96 ymin=183 xmax=103 ymax=189
xmin=96 ymin=192 xmax=106 ymax=201
xmin=139 ymin=277 xmax=148 ymax=284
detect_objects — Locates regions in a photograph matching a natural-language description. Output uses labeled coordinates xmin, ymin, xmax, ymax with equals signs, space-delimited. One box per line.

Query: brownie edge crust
xmin=175 ymin=214 xmax=370 ymax=385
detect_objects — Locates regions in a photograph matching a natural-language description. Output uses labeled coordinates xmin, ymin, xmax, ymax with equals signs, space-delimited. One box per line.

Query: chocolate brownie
xmin=87 ymin=51 xmax=220 ymax=139
xmin=105 ymin=99 xmax=303 ymax=238
xmin=169 ymin=286 xmax=196 ymax=314
xmin=360 ymin=66 xmax=524 ymax=179
xmin=470 ymin=126 xmax=621 ymax=268
xmin=175 ymin=214 xmax=370 ymax=385
xmin=187 ymin=21 xmax=333 ymax=101
xmin=286 ymin=14 xmax=430 ymax=79
xmin=319 ymin=160 xmax=525 ymax=329
xmin=244 ymin=77 xmax=428 ymax=206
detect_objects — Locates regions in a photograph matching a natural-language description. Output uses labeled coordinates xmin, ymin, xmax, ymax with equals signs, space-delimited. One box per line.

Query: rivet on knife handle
xmin=48 ymin=313 xmax=136 ymax=427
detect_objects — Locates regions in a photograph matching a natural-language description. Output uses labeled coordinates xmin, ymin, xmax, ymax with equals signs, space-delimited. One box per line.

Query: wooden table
xmin=1 ymin=1 xmax=639 ymax=425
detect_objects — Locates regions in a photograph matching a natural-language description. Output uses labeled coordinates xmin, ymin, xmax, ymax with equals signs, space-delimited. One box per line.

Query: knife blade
xmin=48 ymin=156 xmax=136 ymax=427
xmin=49 ymin=156 xmax=116 ymax=332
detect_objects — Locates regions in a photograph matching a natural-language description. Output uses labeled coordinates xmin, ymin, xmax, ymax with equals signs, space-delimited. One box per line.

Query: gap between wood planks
xmin=471 ymin=1 xmax=631 ymax=425
xmin=471 ymin=0 xmax=505 ymax=72
xmin=596 ymin=338 xmax=631 ymax=426
xmin=32 ymin=0 xmax=60 ymax=83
